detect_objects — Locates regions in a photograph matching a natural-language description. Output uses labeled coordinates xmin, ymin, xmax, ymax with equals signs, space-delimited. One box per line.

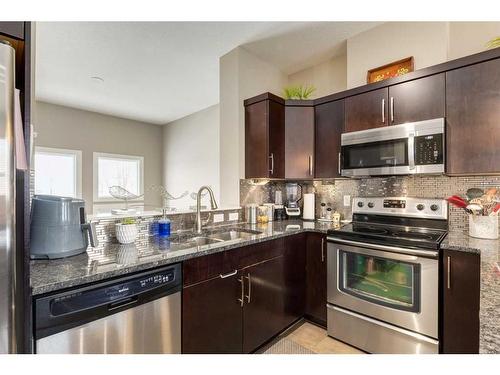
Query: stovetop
xmin=328 ymin=222 xmax=448 ymax=250
xmin=327 ymin=197 xmax=449 ymax=250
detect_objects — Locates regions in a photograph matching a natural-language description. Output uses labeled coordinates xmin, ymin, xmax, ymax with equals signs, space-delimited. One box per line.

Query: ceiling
xmin=35 ymin=22 xmax=379 ymax=124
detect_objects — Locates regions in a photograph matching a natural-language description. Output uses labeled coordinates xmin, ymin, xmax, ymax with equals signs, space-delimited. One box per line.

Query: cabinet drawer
xmin=232 ymin=237 xmax=286 ymax=270
xmin=183 ymin=251 xmax=233 ymax=286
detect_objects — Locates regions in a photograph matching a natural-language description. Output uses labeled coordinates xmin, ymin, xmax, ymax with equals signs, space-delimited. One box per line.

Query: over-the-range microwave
xmin=340 ymin=118 xmax=445 ymax=177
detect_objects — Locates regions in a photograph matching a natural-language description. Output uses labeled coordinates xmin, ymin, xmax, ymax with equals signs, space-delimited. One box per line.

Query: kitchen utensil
xmin=446 ymin=195 xmax=468 ymax=209
xmin=466 ymin=204 xmax=483 ymax=215
xmin=489 ymin=203 xmax=500 ymax=216
xmin=465 ymin=188 xmax=484 ymax=201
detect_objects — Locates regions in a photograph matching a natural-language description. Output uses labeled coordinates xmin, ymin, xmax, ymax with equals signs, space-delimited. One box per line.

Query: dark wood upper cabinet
xmin=345 ymin=87 xmax=388 ymax=132
xmin=245 ymin=94 xmax=285 ymax=179
xmin=285 ymin=105 xmax=315 ymax=179
xmin=0 ymin=22 xmax=25 ymax=40
xmin=305 ymin=233 xmax=327 ymax=326
xmin=441 ymin=249 xmax=480 ymax=354
xmin=182 ymin=271 xmax=243 ymax=354
xmin=446 ymin=59 xmax=500 ymax=175
xmin=388 ymin=73 xmax=445 ymax=125
xmin=314 ymin=100 xmax=344 ymax=178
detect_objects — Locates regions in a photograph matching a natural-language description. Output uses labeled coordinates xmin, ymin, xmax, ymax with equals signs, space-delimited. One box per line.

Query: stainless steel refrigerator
xmin=0 ymin=39 xmax=17 ymax=354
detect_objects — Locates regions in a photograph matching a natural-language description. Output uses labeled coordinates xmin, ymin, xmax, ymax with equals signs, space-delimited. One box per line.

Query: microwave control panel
xmin=414 ymin=134 xmax=443 ymax=165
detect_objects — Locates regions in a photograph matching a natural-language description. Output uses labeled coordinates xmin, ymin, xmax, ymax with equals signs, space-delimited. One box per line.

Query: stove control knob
xmin=357 ymin=201 xmax=364 ymax=208
xmin=430 ymin=204 xmax=439 ymax=211
xmin=416 ymin=204 xmax=425 ymax=211
xmin=368 ymin=202 xmax=375 ymax=208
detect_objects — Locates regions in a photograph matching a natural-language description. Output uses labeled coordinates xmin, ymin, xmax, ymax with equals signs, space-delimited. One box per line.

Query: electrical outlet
xmin=213 ymin=213 xmax=224 ymax=223
xmin=343 ymin=195 xmax=351 ymax=207
xmin=228 ymin=212 xmax=239 ymax=221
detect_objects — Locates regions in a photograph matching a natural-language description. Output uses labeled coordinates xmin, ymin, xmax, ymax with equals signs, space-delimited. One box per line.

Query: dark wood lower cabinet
xmin=441 ymin=249 xmax=480 ymax=353
xmin=242 ymin=256 xmax=287 ymax=352
xmin=305 ymin=233 xmax=327 ymax=326
xmin=182 ymin=271 xmax=243 ymax=354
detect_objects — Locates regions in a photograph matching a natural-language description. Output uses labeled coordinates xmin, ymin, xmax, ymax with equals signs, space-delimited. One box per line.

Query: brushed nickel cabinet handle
xmin=238 ymin=277 xmax=244 ymax=307
xmin=447 ymin=256 xmax=451 ymax=290
xmin=220 ymin=270 xmax=237 ymax=279
xmin=338 ymin=152 xmax=341 ymax=175
xmin=308 ymin=155 xmax=313 ymax=176
xmin=382 ymin=98 xmax=385 ymax=124
xmin=269 ymin=153 xmax=274 ymax=175
xmin=390 ymin=96 xmax=394 ymax=123
xmin=245 ymin=273 xmax=252 ymax=303
xmin=321 ymin=238 xmax=325 ymax=262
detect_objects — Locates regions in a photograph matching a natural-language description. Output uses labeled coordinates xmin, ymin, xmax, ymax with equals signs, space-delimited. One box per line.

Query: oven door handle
xmin=326 ymin=237 xmax=438 ymax=259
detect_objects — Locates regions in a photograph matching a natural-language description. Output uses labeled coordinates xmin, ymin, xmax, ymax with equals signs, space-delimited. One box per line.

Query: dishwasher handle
xmin=108 ymin=296 xmax=138 ymax=311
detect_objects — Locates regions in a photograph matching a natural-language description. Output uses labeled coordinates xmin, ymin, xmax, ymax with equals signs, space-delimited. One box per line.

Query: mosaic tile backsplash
xmin=240 ymin=176 xmax=500 ymax=233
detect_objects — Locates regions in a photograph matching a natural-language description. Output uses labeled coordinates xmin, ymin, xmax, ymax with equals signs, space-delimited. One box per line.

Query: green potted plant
xmin=282 ymin=84 xmax=316 ymax=100
xmin=115 ymin=217 xmax=138 ymax=244
xmin=486 ymin=37 xmax=500 ymax=49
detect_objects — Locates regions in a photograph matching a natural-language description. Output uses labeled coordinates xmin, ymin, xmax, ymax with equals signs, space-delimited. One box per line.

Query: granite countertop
xmin=30 ymin=220 xmax=338 ymax=296
xmin=441 ymin=232 xmax=500 ymax=354
xmin=30 ymin=221 xmax=499 ymax=354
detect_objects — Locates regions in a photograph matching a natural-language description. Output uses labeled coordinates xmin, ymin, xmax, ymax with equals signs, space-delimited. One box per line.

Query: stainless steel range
xmin=326 ymin=197 xmax=448 ymax=354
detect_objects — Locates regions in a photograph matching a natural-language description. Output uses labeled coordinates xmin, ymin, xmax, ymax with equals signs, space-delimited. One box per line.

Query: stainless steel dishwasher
xmin=34 ymin=263 xmax=181 ymax=354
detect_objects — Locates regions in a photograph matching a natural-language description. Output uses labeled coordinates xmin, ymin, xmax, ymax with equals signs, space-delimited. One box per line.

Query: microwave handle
xmin=408 ymin=132 xmax=415 ymax=170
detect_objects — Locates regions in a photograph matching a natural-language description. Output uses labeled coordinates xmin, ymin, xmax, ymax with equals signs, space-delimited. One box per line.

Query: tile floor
xmin=261 ymin=321 xmax=365 ymax=354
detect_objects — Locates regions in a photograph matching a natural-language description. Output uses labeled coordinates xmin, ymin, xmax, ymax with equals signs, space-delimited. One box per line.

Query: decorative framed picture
xmin=367 ymin=57 xmax=414 ymax=84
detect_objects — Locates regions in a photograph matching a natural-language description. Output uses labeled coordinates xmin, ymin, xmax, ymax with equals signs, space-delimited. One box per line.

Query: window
xmin=93 ymin=152 xmax=144 ymax=202
xmin=34 ymin=147 xmax=82 ymax=198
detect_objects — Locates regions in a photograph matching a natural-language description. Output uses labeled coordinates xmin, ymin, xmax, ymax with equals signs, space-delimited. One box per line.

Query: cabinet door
xmin=305 ymin=233 xmax=327 ymax=326
xmin=182 ymin=272 xmax=243 ymax=353
xmin=283 ymin=234 xmax=306 ymax=326
xmin=446 ymin=59 xmax=500 ymax=175
xmin=285 ymin=106 xmax=315 ymax=179
xmin=245 ymin=100 xmax=270 ymax=178
xmin=441 ymin=249 xmax=480 ymax=353
xmin=268 ymin=100 xmax=286 ymax=178
xmin=345 ymin=88 xmax=388 ymax=132
xmin=242 ymin=256 xmax=287 ymax=353
xmin=315 ymin=100 xmax=344 ymax=178
xmin=388 ymin=73 xmax=445 ymax=125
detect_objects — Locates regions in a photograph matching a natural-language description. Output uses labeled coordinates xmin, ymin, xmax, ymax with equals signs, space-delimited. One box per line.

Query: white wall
xmin=162 ymin=104 xmax=220 ymax=210
xmin=219 ymin=46 xmax=288 ymax=207
xmin=448 ymin=22 xmax=500 ymax=60
xmin=346 ymin=22 xmax=449 ymax=88
xmin=34 ymin=101 xmax=163 ymax=213
xmin=287 ymin=55 xmax=347 ymax=98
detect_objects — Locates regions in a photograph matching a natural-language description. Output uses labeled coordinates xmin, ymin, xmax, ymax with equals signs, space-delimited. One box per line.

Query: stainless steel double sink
xmin=169 ymin=228 xmax=262 ymax=248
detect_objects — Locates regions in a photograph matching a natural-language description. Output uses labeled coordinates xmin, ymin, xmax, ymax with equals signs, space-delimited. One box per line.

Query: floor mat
xmin=262 ymin=338 xmax=316 ymax=354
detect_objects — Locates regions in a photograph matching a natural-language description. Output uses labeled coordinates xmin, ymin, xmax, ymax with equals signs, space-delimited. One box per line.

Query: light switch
xmin=228 ymin=212 xmax=239 ymax=221
xmin=213 ymin=213 xmax=224 ymax=223
xmin=343 ymin=195 xmax=351 ymax=207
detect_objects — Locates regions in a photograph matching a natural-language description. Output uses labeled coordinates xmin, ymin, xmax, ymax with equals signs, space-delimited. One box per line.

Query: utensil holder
xmin=468 ymin=215 xmax=499 ymax=240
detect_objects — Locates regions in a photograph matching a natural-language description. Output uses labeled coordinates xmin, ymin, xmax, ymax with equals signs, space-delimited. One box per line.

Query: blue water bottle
xmin=158 ymin=218 xmax=171 ymax=237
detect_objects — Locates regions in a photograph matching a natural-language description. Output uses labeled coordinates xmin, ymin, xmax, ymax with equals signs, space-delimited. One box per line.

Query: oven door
xmin=327 ymin=240 xmax=438 ymax=338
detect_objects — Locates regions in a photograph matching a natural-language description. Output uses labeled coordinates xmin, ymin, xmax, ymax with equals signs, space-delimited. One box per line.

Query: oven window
xmin=342 ymin=138 xmax=408 ymax=169
xmin=339 ymin=250 xmax=420 ymax=312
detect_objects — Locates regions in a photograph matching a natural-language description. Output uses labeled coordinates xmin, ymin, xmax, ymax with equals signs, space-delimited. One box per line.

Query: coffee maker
xmin=284 ymin=183 xmax=302 ymax=217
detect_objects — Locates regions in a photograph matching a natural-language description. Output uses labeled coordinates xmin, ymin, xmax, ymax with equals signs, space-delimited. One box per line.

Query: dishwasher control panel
xmin=48 ymin=266 xmax=179 ymax=317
